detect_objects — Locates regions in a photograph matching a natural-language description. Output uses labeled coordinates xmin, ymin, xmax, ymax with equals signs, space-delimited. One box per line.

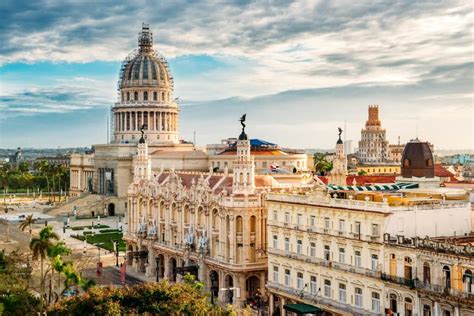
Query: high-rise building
xmin=357 ymin=105 xmax=389 ymax=164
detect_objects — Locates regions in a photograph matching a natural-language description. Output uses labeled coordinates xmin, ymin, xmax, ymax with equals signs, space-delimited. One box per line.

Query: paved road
xmin=82 ymin=266 xmax=144 ymax=286
xmin=0 ymin=224 xmax=31 ymax=252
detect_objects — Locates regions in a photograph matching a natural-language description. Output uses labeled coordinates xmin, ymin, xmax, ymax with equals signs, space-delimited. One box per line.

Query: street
xmin=82 ymin=266 xmax=144 ymax=286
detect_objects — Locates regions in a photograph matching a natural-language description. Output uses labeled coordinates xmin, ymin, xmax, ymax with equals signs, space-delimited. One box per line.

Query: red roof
xmin=317 ymin=175 xmax=396 ymax=185
xmin=434 ymin=164 xmax=455 ymax=178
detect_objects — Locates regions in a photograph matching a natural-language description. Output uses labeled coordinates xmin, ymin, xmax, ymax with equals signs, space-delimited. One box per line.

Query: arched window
xmin=153 ymin=92 xmax=157 ymax=101
xmin=144 ymin=91 xmax=148 ymax=101
xmin=134 ymin=91 xmax=138 ymax=101
xmin=161 ymin=92 xmax=165 ymax=101
xmin=127 ymin=92 xmax=130 ymax=101
xmin=236 ymin=216 xmax=243 ymax=233
xmin=250 ymin=216 xmax=256 ymax=233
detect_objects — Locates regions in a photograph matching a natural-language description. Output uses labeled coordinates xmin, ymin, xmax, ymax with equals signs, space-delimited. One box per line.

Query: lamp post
xmin=113 ymin=239 xmax=119 ymax=267
xmin=4 ymin=206 xmax=9 ymax=243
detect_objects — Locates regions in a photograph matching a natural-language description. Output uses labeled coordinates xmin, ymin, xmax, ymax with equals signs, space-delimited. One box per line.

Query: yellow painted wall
xmin=356 ymin=165 xmax=400 ymax=175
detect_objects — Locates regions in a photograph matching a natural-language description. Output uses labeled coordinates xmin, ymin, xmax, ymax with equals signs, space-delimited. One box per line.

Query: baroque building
xmin=68 ymin=24 xmax=308 ymax=216
xmin=124 ymin=119 xmax=313 ymax=307
xmin=265 ymin=183 xmax=472 ymax=315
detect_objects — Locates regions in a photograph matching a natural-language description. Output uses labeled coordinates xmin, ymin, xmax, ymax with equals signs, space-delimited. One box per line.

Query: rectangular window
xmin=285 ymin=269 xmax=291 ymax=286
xmin=355 ymin=250 xmax=361 ymax=267
xmin=338 ymin=247 xmax=345 ymax=263
xmin=324 ymin=217 xmax=330 ymax=230
xmin=297 ymin=240 xmax=303 ymax=254
xmin=324 ymin=280 xmax=331 ymax=297
xmin=273 ymin=266 xmax=279 ymax=283
xmin=272 ymin=235 xmax=278 ymax=249
xmin=355 ymin=221 xmax=361 ymax=237
xmin=273 ymin=211 xmax=278 ymax=221
xmin=285 ymin=212 xmax=290 ymax=223
xmin=371 ymin=292 xmax=380 ymax=313
xmin=372 ymin=223 xmax=379 ymax=236
xmin=310 ymin=276 xmax=317 ymax=294
xmin=285 ymin=237 xmax=290 ymax=252
xmin=297 ymin=214 xmax=302 ymax=225
xmin=355 ymin=287 xmax=363 ymax=307
xmin=262 ymin=161 xmax=267 ymax=168
xmin=371 ymin=254 xmax=379 ymax=271
xmin=324 ymin=245 xmax=330 ymax=260
xmin=310 ymin=215 xmax=316 ymax=227
xmin=339 ymin=219 xmax=345 ymax=234
xmin=310 ymin=242 xmax=316 ymax=257
xmin=338 ymin=283 xmax=346 ymax=303
xmin=297 ymin=272 xmax=304 ymax=290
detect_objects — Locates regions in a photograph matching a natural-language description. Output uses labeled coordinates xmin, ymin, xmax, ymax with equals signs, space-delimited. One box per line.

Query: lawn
xmin=70 ymin=224 xmax=109 ymax=231
xmin=73 ymin=232 xmax=126 ymax=252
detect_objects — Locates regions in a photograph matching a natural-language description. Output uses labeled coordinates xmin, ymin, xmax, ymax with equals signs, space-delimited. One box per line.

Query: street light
xmin=4 ymin=206 xmax=9 ymax=243
xmin=113 ymin=239 xmax=119 ymax=267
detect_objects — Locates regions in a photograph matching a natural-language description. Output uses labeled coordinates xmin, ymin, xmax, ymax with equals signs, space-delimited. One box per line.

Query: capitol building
xmin=69 ymin=25 xmax=308 ymax=216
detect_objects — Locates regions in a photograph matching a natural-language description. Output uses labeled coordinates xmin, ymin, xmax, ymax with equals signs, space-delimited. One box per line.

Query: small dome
xmin=118 ymin=24 xmax=173 ymax=90
xmin=401 ymin=139 xmax=434 ymax=178
xmin=239 ymin=131 xmax=248 ymax=140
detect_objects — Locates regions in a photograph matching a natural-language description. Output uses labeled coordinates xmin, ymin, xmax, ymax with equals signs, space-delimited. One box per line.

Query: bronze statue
xmin=338 ymin=127 xmax=343 ymax=137
xmin=239 ymin=114 xmax=246 ymax=131
xmin=140 ymin=124 xmax=147 ymax=137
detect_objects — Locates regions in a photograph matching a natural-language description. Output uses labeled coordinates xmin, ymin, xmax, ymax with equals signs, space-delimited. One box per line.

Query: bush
xmin=48 ymin=275 xmax=229 ymax=315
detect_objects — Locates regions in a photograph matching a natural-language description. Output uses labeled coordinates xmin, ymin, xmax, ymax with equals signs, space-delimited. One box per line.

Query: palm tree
xmin=19 ymin=214 xmax=36 ymax=238
xmin=0 ymin=162 xmax=12 ymax=208
xmin=313 ymin=153 xmax=329 ymax=175
xmin=47 ymin=242 xmax=71 ymax=302
xmin=29 ymin=226 xmax=59 ymax=311
xmin=34 ymin=160 xmax=50 ymax=202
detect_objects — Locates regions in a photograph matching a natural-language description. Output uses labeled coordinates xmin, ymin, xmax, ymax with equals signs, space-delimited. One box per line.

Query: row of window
xmin=212 ymin=160 xmax=306 ymax=169
xmin=272 ymin=212 xmax=380 ymax=237
xmin=272 ymin=235 xmax=379 ymax=269
xmin=121 ymin=91 xmax=170 ymax=102
xmin=273 ymin=266 xmax=381 ymax=312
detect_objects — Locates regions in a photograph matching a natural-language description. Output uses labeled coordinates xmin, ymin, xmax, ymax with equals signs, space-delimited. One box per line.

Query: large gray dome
xmin=118 ymin=24 xmax=173 ymax=90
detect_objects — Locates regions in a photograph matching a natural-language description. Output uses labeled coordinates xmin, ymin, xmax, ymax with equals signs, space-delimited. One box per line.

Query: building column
xmin=146 ymin=247 xmax=156 ymax=277
xmin=163 ymin=255 xmax=169 ymax=280
xmin=243 ymin=216 xmax=250 ymax=262
xmin=281 ymin=297 xmax=286 ymax=316
xmin=269 ymin=293 xmax=275 ymax=315
xmin=141 ymin=111 xmax=144 ymax=129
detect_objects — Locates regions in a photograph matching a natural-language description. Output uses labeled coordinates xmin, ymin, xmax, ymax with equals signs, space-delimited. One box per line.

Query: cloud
xmin=0 ymin=81 xmax=112 ymax=119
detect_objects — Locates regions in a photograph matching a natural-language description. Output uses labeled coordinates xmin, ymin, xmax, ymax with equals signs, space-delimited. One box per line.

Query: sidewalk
xmin=109 ymin=264 xmax=156 ymax=283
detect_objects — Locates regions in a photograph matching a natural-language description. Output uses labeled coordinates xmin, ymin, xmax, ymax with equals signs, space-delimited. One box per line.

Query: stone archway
xmin=139 ymin=246 xmax=148 ymax=273
xmin=169 ymin=257 xmax=177 ymax=282
xmin=246 ymin=275 xmax=260 ymax=298
xmin=209 ymin=270 xmax=219 ymax=302
xmin=127 ymin=244 xmax=134 ymax=265
xmin=225 ymin=274 xmax=234 ymax=304
xmin=108 ymin=203 xmax=115 ymax=216
xmin=156 ymin=254 xmax=165 ymax=280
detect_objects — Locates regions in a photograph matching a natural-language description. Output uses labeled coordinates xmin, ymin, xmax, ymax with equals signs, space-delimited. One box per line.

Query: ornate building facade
xmin=69 ymin=25 xmax=309 ymax=216
xmin=124 ymin=122 xmax=313 ymax=307
xmin=265 ymin=185 xmax=472 ymax=315
xmin=358 ymin=105 xmax=390 ymax=164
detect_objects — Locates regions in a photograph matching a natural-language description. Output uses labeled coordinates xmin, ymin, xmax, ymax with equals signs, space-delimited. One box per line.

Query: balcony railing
xmin=414 ymin=280 xmax=474 ymax=302
xmin=268 ymin=248 xmax=381 ymax=278
xmin=267 ymin=282 xmax=376 ymax=316
xmin=381 ymin=273 xmax=415 ymax=287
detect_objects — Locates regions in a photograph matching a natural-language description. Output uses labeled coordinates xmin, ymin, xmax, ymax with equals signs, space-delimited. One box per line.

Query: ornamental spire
xmin=138 ymin=23 xmax=153 ymax=52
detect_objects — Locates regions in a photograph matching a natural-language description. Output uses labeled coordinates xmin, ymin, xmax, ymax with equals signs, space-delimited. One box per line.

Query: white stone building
xmin=265 ymin=185 xmax=472 ymax=315
xmin=124 ymin=124 xmax=314 ymax=307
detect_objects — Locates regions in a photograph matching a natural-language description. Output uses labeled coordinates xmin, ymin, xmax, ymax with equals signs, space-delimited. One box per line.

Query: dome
xmin=118 ymin=24 xmax=173 ymax=90
xmin=401 ymin=139 xmax=434 ymax=178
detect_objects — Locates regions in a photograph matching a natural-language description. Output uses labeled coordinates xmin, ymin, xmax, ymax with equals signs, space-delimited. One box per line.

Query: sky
xmin=0 ymin=0 xmax=473 ymax=150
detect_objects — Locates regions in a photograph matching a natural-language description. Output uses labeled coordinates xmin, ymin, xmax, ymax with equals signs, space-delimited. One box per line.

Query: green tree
xmin=0 ymin=162 xmax=12 ymax=207
xmin=313 ymin=153 xmax=333 ymax=175
xmin=30 ymin=225 xmax=60 ymax=311
xmin=49 ymin=273 xmax=228 ymax=315
xmin=47 ymin=242 xmax=71 ymax=303
xmin=0 ymin=250 xmax=39 ymax=315
xmin=17 ymin=161 xmax=30 ymax=174
xmin=19 ymin=214 xmax=36 ymax=237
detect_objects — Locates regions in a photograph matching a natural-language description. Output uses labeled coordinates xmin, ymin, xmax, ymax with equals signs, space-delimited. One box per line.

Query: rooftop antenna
xmin=106 ymin=113 xmax=109 ymax=144
xmin=193 ymin=131 xmax=196 ymax=150
xmin=416 ymin=121 xmax=419 ymax=140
